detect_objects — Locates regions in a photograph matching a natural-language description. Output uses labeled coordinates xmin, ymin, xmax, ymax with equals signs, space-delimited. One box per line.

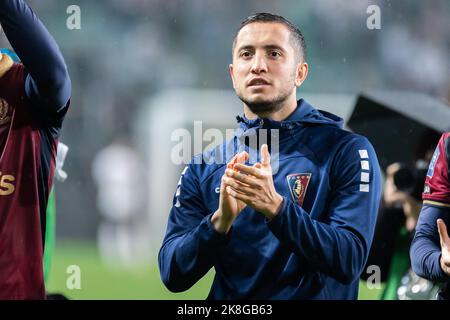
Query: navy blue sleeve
xmin=267 ymin=136 xmax=382 ymax=284
xmin=410 ymin=204 xmax=450 ymax=282
xmin=0 ymin=0 xmax=71 ymax=114
xmin=158 ymin=164 xmax=231 ymax=293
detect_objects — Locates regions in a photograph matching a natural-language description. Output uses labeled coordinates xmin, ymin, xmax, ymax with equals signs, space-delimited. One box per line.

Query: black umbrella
xmin=347 ymin=91 xmax=450 ymax=170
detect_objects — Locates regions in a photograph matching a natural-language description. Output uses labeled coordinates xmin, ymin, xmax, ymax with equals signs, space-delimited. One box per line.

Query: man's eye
xmin=270 ymin=51 xmax=281 ymax=58
xmin=240 ymin=51 xmax=252 ymax=58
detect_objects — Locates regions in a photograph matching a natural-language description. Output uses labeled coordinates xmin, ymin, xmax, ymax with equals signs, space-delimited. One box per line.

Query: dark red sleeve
xmin=422 ymin=132 xmax=450 ymax=207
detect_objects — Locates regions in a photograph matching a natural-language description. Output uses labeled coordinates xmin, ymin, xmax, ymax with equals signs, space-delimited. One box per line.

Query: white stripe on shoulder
xmin=360 ymin=184 xmax=370 ymax=193
xmin=361 ymin=172 xmax=370 ymax=183
xmin=361 ymin=161 xmax=370 ymax=170
xmin=359 ymin=149 xmax=369 ymax=159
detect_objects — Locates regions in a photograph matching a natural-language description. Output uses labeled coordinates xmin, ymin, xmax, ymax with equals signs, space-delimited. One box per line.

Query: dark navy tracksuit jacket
xmin=159 ymin=99 xmax=382 ymax=299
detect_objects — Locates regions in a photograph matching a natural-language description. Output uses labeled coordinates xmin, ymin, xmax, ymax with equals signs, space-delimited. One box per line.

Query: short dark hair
xmin=232 ymin=13 xmax=307 ymax=62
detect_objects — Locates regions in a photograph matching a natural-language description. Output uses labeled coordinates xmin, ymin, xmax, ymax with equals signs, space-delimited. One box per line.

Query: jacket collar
xmin=236 ymin=99 xmax=313 ymax=130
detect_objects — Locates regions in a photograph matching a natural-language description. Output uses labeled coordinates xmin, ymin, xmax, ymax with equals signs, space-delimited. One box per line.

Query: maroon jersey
xmin=0 ymin=62 xmax=65 ymax=299
xmin=423 ymin=132 xmax=450 ymax=207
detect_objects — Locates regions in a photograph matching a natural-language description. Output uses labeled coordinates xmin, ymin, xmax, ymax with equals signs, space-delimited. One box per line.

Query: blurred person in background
xmin=411 ymin=133 xmax=450 ymax=300
xmin=0 ymin=0 xmax=71 ymax=299
xmin=362 ymin=130 xmax=442 ymax=299
xmin=159 ymin=13 xmax=381 ymax=299
xmin=92 ymin=136 xmax=150 ymax=268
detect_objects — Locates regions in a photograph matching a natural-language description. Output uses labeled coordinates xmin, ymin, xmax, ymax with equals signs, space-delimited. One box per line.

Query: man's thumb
xmin=437 ymin=219 xmax=450 ymax=246
xmin=261 ymin=144 xmax=270 ymax=166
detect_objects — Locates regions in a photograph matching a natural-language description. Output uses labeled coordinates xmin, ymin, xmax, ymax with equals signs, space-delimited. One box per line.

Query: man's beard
xmin=237 ymin=90 xmax=292 ymax=116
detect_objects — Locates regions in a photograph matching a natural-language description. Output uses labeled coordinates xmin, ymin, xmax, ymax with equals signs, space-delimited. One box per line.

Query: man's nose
xmin=251 ymin=53 xmax=268 ymax=74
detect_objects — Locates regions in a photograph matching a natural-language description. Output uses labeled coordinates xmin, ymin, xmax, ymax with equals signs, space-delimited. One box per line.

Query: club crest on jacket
xmin=286 ymin=173 xmax=311 ymax=207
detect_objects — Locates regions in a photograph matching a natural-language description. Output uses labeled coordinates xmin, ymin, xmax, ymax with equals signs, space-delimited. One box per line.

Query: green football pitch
xmin=46 ymin=242 xmax=383 ymax=300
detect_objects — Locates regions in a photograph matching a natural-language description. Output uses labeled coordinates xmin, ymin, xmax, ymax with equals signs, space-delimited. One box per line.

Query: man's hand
xmin=211 ymin=152 xmax=248 ymax=234
xmin=224 ymin=144 xmax=283 ymax=220
xmin=437 ymin=219 xmax=450 ymax=276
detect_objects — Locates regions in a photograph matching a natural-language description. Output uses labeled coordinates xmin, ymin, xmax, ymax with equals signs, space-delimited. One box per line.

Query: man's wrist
xmin=266 ymin=194 xmax=284 ymax=221
xmin=211 ymin=210 xmax=234 ymax=234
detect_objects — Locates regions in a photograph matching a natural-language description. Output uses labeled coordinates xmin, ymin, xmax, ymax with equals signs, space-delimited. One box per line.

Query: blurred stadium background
xmin=1 ymin=0 xmax=449 ymax=299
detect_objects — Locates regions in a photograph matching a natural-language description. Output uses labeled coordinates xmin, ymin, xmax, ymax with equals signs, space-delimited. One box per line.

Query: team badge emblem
xmin=286 ymin=173 xmax=311 ymax=207
xmin=0 ymin=98 xmax=12 ymax=125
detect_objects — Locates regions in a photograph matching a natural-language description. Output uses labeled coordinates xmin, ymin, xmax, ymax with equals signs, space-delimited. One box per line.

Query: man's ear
xmin=229 ymin=64 xmax=236 ymax=89
xmin=295 ymin=62 xmax=308 ymax=87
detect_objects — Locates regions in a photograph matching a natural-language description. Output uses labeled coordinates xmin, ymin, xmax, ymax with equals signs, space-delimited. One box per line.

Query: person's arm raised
xmin=0 ymin=0 xmax=71 ymax=114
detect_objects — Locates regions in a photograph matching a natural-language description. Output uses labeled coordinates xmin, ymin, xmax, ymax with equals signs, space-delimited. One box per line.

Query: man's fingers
xmin=226 ymin=186 xmax=252 ymax=203
xmin=223 ymin=176 xmax=243 ymax=189
xmin=227 ymin=154 xmax=238 ymax=169
xmin=233 ymin=163 xmax=263 ymax=178
xmin=437 ymin=219 xmax=450 ymax=247
xmin=226 ymin=152 xmax=248 ymax=169
xmin=223 ymin=176 xmax=256 ymax=195
xmin=225 ymin=169 xmax=260 ymax=187
xmin=237 ymin=151 xmax=249 ymax=165
xmin=226 ymin=185 xmax=246 ymax=196
xmin=261 ymin=144 xmax=270 ymax=167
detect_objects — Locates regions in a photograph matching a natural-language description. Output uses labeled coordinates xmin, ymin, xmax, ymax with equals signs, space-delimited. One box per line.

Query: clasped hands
xmin=211 ymin=144 xmax=283 ymax=234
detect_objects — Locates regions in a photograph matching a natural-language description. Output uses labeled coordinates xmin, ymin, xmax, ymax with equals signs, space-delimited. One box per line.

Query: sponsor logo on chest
xmin=0 ymin=172 xmax=15 ymax=196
